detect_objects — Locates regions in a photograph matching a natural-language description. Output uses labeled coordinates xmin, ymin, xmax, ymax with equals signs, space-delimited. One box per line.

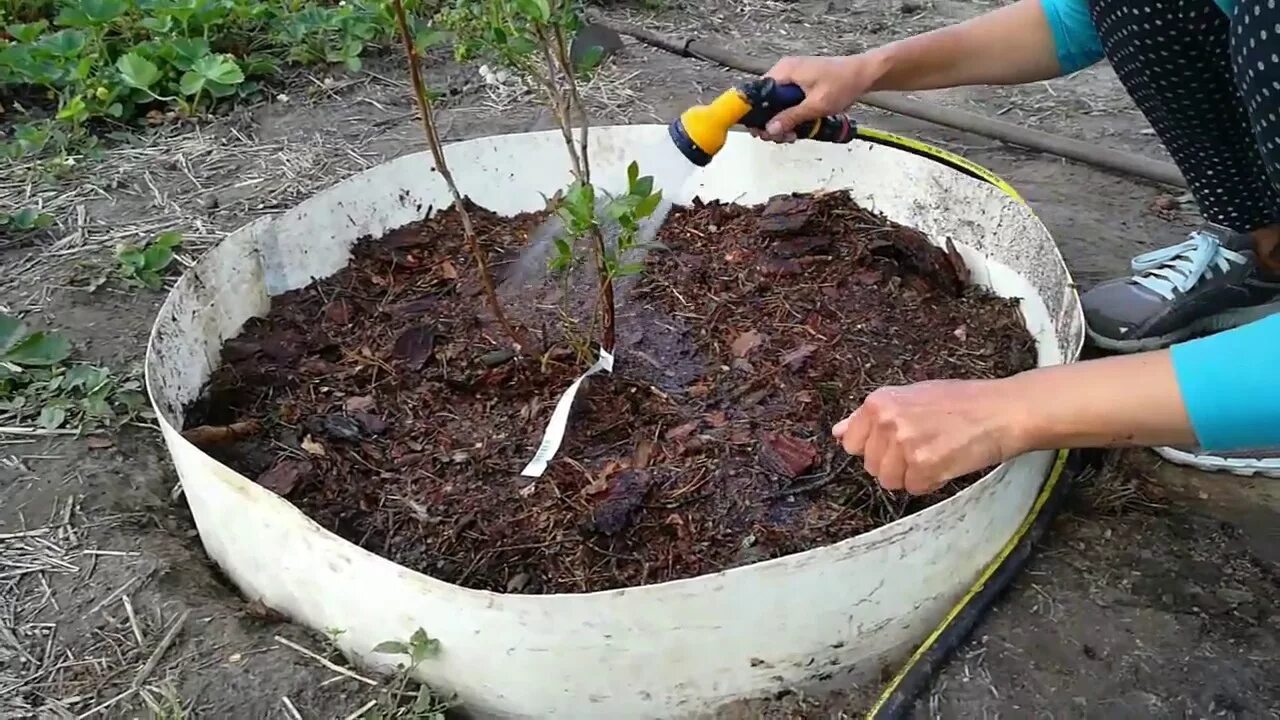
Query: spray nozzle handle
xmin=737 ymin=78 xmax=857 ymax=144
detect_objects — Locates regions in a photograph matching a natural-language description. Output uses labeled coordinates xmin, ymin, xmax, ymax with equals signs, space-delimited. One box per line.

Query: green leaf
xmin=77 ymin=0 xmax=128 ymax=25
xmin=38 ymin=405 xmax=67 ymax=430
xmin=632 ymin=175 xmax=654 ymax=199
xmin=178 ymin=70 xmax=205 ymax=97
xmin=55 ymin=95 xmax=88 ymax=123
xmin=7 ymin=21 xmax=49 ymax=44
xmin=626 ymin=161 xmax=639 ymax=186
xmin=10 ymin=207 xmax=52 ymax=230
xmin=0 ymin=315 xmax=24 ymax=355
xmin=117 ymin=53 xmax=160 ymax=90
xmin=42 ymin=29 xmax=87 ymax=57
xmin=193 ymin=54 xmax=244 ymax=85
xmin=4 ymin=331 xmax=72 ymax=367
xmin=576 ymin=44 xmax=604 ymax=73
xmin=170 ymin=38 xmax=212 ymax=71
xmin=616 ymin=262 xmax=646 ymax=277
xmin=633 ymin=190 xmax=663 ymax=219
xmin=139 ymin=15 xmax=173 ymax=33
xmin=414 ymin=29 xmax=447 ymax=53
xmin=371 ymin=640 xmax=409 ymax=656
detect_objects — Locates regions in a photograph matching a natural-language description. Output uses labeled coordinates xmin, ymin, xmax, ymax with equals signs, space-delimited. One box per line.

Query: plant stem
xmin=551 ymin=24 xmax=591 ymax=183
xmin=549 ymin=19 xmax=614 ymax=352
xmin=390 ymin=0 xmax=527 ymax=353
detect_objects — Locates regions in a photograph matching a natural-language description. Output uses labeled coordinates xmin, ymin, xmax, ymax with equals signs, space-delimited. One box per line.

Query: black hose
xmin=864 ymin=448 xmax=1103 ymax=719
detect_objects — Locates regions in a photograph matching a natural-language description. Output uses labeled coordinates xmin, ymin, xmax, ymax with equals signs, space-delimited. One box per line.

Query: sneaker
xmin=1082 ymin=224 xmax=1280 ymax=352
xmin=1154 ymin=445 xmax=1280 ymax=478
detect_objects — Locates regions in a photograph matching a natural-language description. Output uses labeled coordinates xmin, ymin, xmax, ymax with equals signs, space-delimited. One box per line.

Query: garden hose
xmin=863 ymin=448 xmax=1101 ymax=719
xmin=666 ymin=87 xmax=1091 ymax=716
xmin=668 ymin=79 xmax=1025 ymax=204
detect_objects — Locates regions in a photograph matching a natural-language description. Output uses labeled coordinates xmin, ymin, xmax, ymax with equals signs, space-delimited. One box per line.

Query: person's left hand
xmin=831 ymin=378 xmax=1031 ymax=495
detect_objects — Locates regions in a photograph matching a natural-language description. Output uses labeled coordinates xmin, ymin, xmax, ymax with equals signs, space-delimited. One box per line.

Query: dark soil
xmin=183 ymin=190 xmax=1037 ymax=594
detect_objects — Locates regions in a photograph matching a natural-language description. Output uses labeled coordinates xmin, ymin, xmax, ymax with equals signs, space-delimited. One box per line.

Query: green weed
xmin=0 ymin=312 xmax=150 ymax=430
xmin=116 ymin=229 xmax=180 ymax=289
xmin=367 ymin=628 xmax=456 ymax=720
xmin=0 ymin=204 xmax=53 ymax=232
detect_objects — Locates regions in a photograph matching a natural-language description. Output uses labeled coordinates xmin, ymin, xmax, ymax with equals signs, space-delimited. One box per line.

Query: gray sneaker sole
xmin=1086 ymin=299 xmax=1280 ymax=353
xmin=1154 ymin=446 xmax=1280 ymax=478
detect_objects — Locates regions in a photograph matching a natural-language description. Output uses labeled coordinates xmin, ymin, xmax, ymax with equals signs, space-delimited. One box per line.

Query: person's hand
xmin=830 ymin=378 xmax=1031 ymax=495
xmin=750 ymin=53 xmax=886 ymax=143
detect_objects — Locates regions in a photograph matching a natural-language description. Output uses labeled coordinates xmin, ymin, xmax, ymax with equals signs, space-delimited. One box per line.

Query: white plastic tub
xmin=145 ymin=125 xmax=1082 ymax=719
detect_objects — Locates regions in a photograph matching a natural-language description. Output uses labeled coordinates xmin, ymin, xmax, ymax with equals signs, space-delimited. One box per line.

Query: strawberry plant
xmin=115 ymin=230 xmax=181 ymax=290
xmin=0 ymin=313 xmax=148 ymax=430
xmin=0 ymin=0 xmax=437 ymax=152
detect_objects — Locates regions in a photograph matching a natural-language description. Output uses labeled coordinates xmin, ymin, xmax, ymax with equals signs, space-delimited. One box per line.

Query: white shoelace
xmin=1129 ymin=231 xmax=1248 ymax=300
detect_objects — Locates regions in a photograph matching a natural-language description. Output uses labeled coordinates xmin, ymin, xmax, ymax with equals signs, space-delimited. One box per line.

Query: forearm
xmin=999 ymin=313 xmax=1280 ymax=453
xmin=863 ymin=0 xmax=1066 ymax=91
xmin=999 ymin=351 xmax=1197 ymax=452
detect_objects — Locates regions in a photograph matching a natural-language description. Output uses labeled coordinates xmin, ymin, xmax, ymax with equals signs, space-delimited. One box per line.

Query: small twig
xmin=764 ymin=456 xmax=855 ymax=500
xmin=273 ymin=635 xmax=378 ymax=687
xmin=0 ymin=426 xmax=88 ymax=436
xmin=121 ymin=596 xmax=145 ymax=647
xmin=281 ymin=696 xmax=304 ymax=720
xmin=342 ymin=700 xmax=379 ymax=720
xmin=133 ymin=609 xmax=190 ymax=689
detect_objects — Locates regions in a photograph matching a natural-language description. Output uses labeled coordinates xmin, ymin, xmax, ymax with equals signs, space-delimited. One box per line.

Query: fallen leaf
xmin=731 ymin=330 xmax=763 ymax=358
xmin=244 ymin=598 xmax=287 ymax=622
xmin=87 ymin=436 xmax=114 ymax=450
xmin=352 ymin=412 xmax=388 ymax=435
xmin=780 ymin=344 xmax=817 ymax=371
xmin=705 ymin=411 xmax=728 ymax=428
xmin=257 ymin=459 xmax=311 ymax=496
xmin=632 ymin=439 xmax=655 ymax=469
xmin=953 ymin=325 xmax=969 ymax=342
xmin=758 ymin=433 xmax=819 ymax=478
xmin=299 ymin=358 xmax=343 ymax=376
xmin=439 ymin=260 xmax=459 ymax=279
xmin=301 ymin=435 xmax=326 ymax=456
xmin=392 ymin=324 xmax=437 ymax=370
xmin=343 ymin=395 xmax=376 ymax=413
xmin=665 ymin=421 xmax=699 ymax=441
xmin=323 ymin=300 xmax=351 ymax=325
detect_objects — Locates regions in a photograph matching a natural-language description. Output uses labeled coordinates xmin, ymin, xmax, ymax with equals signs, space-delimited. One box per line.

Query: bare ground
xmin=2 ymin=0 xmax=1277 ymax=717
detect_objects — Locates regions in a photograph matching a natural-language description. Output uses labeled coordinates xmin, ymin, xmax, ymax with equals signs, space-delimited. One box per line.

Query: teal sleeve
xmin=1170 ymin=314 xmax=1280 ymax=451
xmin=1039 ymin=0 xmax=1106 ymax=74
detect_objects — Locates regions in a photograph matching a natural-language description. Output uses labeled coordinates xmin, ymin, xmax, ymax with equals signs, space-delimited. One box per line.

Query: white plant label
xmin=520 ymin=349 xmax=615 ymax=478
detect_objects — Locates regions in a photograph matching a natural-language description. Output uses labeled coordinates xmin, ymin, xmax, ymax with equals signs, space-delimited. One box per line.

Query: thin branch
xmin=391 ymin=0 xmax=530 ymax=353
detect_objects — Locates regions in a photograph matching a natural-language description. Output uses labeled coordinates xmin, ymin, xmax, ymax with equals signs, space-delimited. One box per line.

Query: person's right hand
xmin=750 ymin=54 xmax=883 ymax=143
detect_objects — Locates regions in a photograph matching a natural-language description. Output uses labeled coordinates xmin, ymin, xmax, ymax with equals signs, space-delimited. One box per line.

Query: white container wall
xmin=145 ymin=125 xmax=1083 ymax=719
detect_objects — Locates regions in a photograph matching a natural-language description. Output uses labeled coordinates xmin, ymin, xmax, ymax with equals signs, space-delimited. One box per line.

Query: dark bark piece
xmin=304 ymin=414 xmax=364 ymax=442
xmin=758 ymin=195 xmax=814 ymax=234
xmin=257 ymin=459 xmax=311 ymax=497
xmin=771 ymin=236 xmax=832 ymax=258
xmin=586 ymin=470 xmax=653 ymax=535
xmin=868 ymin=227 xmax=970 ymax=297
xmin=759 ymin=433 xmax=819 ymax=478
xmin=392 ymin=324 xmax=437 ymax=370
